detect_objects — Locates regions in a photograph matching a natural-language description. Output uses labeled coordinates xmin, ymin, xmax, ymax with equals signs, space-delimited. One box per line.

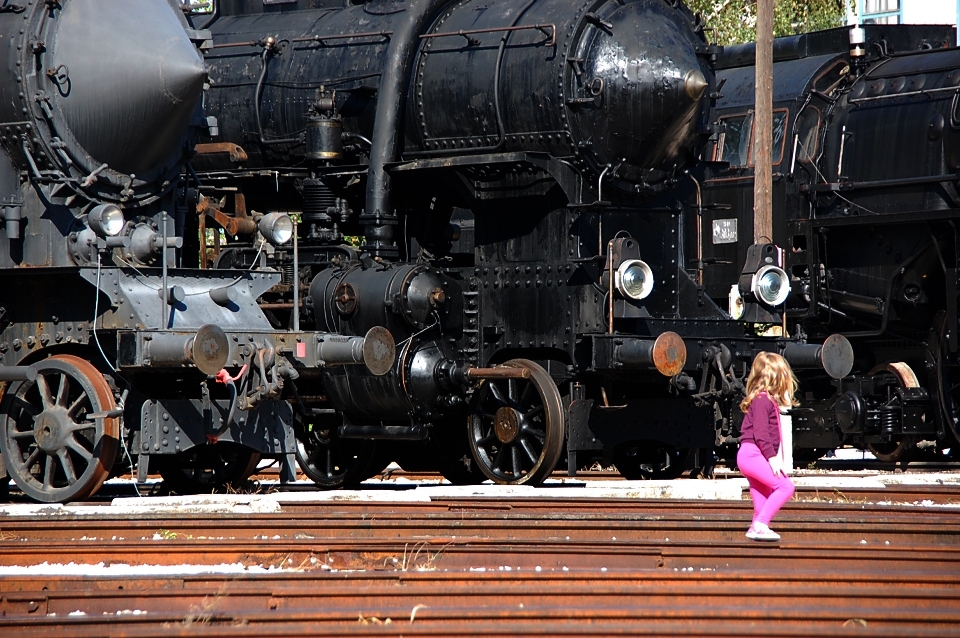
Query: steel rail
xmin=0 ymin=537 xmax=958 ymax=572
xmin=1 ymin=507 xmax=959 ymax=543
xmin=3 ymin=574 xmax=960 ymax=635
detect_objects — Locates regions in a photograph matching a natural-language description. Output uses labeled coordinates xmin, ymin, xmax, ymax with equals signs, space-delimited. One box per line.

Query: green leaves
xmin=685 ymin=0 xmax=852 ymax=45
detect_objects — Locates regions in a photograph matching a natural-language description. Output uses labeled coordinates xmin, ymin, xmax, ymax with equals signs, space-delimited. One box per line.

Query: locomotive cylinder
xmin=310 ymin=263 xmax=453 ymax=335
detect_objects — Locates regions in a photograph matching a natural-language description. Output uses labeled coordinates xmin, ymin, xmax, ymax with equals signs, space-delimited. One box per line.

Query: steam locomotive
xmin=699 ymin=24 xmax=960 ymax=464
xmin=0 ymin=0 xmax=393 ymax=503
xmin=186 ymin=0 xmax=858 ymax=488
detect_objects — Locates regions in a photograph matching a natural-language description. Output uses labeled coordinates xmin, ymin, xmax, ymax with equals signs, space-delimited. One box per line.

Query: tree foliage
xmin=685 ymin=0 xmax=853 ymax=45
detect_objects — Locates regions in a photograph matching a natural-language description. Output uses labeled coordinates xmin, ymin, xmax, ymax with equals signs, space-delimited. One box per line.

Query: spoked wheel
xmin=468 ymin=359 xmax=564 ymax=485
xmin=156 ymin=442 xmax=260 ymax=495
xmin=613 ymin=441 xmax=691 ymax=480
xmin=866 ymin=362 xmax=919 ymax=463
xmin=295 ymin=424 xmax=381 ymax=488
xmin=0 ymin=355 xmax=119 ymax=503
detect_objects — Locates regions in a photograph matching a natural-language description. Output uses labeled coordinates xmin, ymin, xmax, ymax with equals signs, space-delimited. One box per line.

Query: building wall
xmin=902 ymin=0 xmax=957 ymax=25
xmin=852 ymin=0 xmax=959 ymax=42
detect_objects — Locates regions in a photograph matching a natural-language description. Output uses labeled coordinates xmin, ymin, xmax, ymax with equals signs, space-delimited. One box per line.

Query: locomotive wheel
xmin=156 ymin=442 xmax=260 ymax=495
xmin=866 ymin=362 xmax=919 ymax=463
xmin=613 ymin=441 xmax=690 ymax=480
xmin=295 ymin=426 xmax=381 ymax=488
xmin=0 ymin=355 xmax=119 ymax=503
xmin=468 ymin=359 xmax=564 ymax=485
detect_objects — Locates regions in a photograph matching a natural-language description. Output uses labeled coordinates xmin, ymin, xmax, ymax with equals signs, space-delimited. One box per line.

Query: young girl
xmin=737 ymin=352 xmax=797 ymax=541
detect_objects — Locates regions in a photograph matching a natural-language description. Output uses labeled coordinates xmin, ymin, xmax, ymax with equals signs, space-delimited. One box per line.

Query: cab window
xmin=749 ymin=109 xmax=789 ymax=165
xmin=716 ymin=114 xmax=753 ymax=166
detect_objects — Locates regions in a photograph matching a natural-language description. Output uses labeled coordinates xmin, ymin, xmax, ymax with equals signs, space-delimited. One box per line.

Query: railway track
xmin=1 ymin=490 xmax=960 ymax=636
xmin=2 ymin=571 xmax=959 ymax=637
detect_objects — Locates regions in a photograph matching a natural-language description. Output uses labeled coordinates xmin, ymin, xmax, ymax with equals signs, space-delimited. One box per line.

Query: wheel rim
xmin=295 ymin=425 xmax=380 ymax=488
xmin=468 ymin=359 xmax=563 ymax=485
xmin=157 ymin=443 xmax=260 ymax=494
xmin=613 ymin=441 xmax=690 ymax=480
xmin=0 ymin=355 xmax=118 ymax=503
xmin=866 ymin=362 xmax=919 ymax=463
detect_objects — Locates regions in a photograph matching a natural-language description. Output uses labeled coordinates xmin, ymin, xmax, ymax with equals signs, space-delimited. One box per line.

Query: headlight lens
xmin=88 ymin=204 xmax=125 ymax=237
xmin=258 ymin=213 xmax=294 ymax=245
xmin=616 ymin=259 xmax=654 ymax=300
xmin=751 ymin=265 xmax=791 ymax=306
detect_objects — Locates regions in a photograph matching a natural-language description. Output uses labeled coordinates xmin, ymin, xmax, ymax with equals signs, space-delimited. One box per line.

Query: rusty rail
xmin=1 ymin=495 xmax=959 ymax=635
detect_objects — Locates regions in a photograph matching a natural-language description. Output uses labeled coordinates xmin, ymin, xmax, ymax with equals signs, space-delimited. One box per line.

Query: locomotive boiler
xmin=699 ymin=24 xmax=960 ymax=463
xmin=190 ymin=0 xmax=856 ymax=486
xmin=0 ymin=0 xmax=392 ymax=503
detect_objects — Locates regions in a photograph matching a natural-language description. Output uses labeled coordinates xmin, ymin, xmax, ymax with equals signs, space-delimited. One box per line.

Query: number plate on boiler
xmin=712 ymin=219 xmax=737 ymax=244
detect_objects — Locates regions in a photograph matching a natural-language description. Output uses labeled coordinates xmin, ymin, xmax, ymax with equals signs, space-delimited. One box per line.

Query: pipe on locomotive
xmin=364 ymin=0 xmax=447 ymax=254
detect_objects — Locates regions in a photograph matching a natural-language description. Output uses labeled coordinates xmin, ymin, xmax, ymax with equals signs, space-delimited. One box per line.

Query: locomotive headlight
xmin=258 ymin=213 xmax=294 ymax=245
xmin=616 ymin=259 xmax=654 ymax=300
xmin=751 ymin=265 xmax=791 ymax=306
xmin=87 ymin=204 xmax=125 ymax=238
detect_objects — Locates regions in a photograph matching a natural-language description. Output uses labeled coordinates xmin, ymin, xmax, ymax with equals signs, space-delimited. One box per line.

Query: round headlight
xmin=616 ymin=259 xmax=654 ymax=300
xmin=88 ymin=204 xmax=125 ymax=238
xmin=258 ymin=213 xmax=294 ymax=245
xmin=751 ymin=265 xmax=791 ymax=306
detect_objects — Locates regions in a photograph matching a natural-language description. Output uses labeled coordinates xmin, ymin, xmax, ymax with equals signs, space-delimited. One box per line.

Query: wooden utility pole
xmin=753 ymin=0 xmax=774 ymax=244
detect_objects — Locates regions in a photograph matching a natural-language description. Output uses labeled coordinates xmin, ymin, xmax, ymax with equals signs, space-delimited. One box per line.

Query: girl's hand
xmin=768 ymin=455 xmax=784 ymax=477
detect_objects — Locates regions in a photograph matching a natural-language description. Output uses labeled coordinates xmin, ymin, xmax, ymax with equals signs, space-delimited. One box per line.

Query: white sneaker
xmin=746 ymin=523 xmax=781 ymax=542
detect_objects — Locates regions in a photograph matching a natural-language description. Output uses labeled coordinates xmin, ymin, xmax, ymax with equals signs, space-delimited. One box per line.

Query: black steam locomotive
xmin=186 ymin=0 xmax=858 ymax=489
xmin=700 ymin=24 xmax=960 ymax=464
xmin=0 ymin=0 xmax=393 ymax=503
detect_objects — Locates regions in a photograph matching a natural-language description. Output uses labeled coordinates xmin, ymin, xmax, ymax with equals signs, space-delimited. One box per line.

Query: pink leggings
xmin=737 ymin=441 xmax=795 ymax=527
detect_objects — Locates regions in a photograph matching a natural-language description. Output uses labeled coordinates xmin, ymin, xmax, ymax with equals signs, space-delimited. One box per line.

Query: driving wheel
xmin=0 ymin=354 xmax=119 ymax=503
xmin=866 ymin=361 xmax=919 ymax=463
xmin=468 ymin=359 xmax=564 ymax=485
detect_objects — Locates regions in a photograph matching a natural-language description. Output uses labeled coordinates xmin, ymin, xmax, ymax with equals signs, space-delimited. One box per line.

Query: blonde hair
xmin=739 ymin=351 xmax=799 ymax=413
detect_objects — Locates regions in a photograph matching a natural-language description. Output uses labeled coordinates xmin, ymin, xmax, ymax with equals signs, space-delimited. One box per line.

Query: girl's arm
xmin=750 ymin=394 xmax=781 ymax=459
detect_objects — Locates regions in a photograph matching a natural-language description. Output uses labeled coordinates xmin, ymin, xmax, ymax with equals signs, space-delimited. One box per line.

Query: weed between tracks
xmin=357 ymin=603 xmax=430 ymax=625
xmin=180 ymin=581 xmax=233 ymax=626
xmin=358 ymin=614 xmax=393 ymax=625
xmin=225 ymin=480 xmax=270 ymax=496
xmin=380 ymin=541 xmax=450 ymax=571
xmin=795 ymin=489 xmax=868 ymax=504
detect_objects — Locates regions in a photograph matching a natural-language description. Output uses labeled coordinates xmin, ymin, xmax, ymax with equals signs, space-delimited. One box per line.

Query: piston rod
xmin=0 ymin=366 xmax=37 ymax=382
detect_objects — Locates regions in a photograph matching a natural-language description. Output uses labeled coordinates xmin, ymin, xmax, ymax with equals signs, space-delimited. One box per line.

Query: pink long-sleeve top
xmin=740 ymin=392 xmax=782 ymax=459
